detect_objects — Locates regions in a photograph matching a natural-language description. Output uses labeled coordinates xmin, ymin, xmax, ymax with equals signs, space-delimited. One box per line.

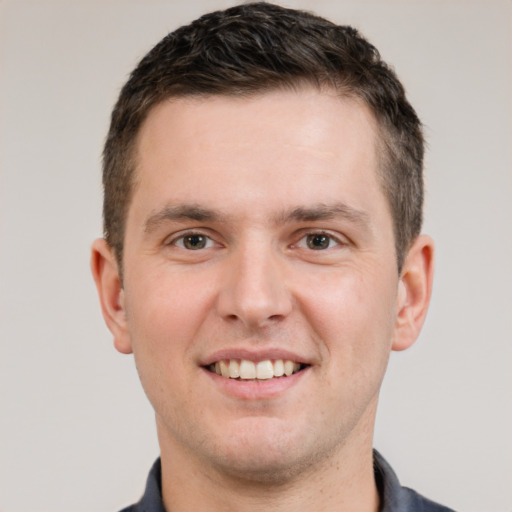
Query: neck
xmin=157 ymin=412 xmax=380 ymax=512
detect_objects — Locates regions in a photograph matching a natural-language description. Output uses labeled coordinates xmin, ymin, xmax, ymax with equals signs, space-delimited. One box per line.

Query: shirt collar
xmin=128 ymin=450 xmax=452 ymax=512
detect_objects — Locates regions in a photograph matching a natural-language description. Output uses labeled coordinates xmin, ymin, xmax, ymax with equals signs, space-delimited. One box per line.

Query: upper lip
xmin=199 ymin=348 xmax=312 ymax=367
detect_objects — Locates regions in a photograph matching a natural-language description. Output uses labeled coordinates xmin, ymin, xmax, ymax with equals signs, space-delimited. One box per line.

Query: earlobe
xmin=392 ymin=235 xmax=435 ymax=352
xmin=90 ymin=239 xmax=133 ymax=354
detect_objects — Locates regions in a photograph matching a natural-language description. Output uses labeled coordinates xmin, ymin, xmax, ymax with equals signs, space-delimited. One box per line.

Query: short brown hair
xmin=103 ymin=2 xmax=424 ymax=273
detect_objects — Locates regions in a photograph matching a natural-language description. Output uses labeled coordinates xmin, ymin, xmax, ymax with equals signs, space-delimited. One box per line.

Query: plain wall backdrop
xmin=0 ymin=1 xmax=511 ymax=511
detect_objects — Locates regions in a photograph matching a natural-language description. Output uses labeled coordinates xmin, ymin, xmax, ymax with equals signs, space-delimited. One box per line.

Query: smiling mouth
xmin=207 ymin=359 xmax=307 ymax=380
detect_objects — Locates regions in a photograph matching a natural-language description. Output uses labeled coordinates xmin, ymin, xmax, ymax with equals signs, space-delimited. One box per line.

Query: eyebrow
xmin=275 ymin=202 xmax=371 ymax=227
xmin=144 ymin=201 xmax=371 ymax=233
xmin=144 ymin=204 xmax=226 ymax=233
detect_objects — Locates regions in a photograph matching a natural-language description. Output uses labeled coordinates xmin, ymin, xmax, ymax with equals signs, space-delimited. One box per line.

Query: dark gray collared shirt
xmin=119 ymin=450 xmax=455 ymax=512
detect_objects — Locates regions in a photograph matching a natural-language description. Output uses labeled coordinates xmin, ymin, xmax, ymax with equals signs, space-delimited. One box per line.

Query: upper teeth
xmin=212 ymin=359 xmax=301 ymax=380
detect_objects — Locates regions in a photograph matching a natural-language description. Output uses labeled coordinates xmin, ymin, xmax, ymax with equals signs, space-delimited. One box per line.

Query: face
xmin=93 ymin=87 xmax=432 ymax=482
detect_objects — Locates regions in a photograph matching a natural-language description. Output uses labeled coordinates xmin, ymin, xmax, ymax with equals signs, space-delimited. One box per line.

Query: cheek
xmin=122 ymin=276 xmax=208 ymax=420
xmin=298 ymin=266 xmax=398 ymax=364
xmin=123 ymin=267 xmax=216 ymax=369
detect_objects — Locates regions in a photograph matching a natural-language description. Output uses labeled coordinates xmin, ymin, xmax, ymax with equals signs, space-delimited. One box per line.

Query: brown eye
xmin=174 ymin=234 xmax=213 ymax=250
xmin=184 ymin=234 xmax=206 ymax=249
xmin=306 ymin=233 xmax=332 ymax=250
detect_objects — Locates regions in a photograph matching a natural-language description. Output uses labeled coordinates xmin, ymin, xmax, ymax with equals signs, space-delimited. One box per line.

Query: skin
xmin=92 ymin=87 xmax=434 ymax=512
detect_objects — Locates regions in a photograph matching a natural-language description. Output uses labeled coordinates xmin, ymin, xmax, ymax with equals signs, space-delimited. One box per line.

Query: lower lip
xmin=202 ymin=366 xmax=310 ymax=400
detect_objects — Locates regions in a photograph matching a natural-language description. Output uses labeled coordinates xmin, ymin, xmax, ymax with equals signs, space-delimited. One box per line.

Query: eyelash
xmin=167 ymin=230 xmax=345 ymax=252
xmin=294 ymin=231 xmax=343 ymax=251
xmin=168 ymin=232 xmax=216 ymax=250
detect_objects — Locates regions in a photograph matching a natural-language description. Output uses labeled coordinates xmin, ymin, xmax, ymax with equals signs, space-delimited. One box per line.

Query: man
xmin=91 ymin=2 xmax=453 ymax=511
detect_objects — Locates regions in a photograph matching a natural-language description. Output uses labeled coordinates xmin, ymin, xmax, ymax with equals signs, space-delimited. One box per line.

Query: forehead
xmin=138 ymin=88 xmax=378 ymax=154
xmin=130 ymin=87 xmax=386 ymax=225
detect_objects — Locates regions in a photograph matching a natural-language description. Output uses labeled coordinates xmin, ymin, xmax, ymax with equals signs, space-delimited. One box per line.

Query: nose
xmin=215 ymin=239 xmax=293 ymax=330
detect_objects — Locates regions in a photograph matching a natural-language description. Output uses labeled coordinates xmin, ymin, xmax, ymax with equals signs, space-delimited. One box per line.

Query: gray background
xmin=1 ymin=1 xmax=511 ymax=511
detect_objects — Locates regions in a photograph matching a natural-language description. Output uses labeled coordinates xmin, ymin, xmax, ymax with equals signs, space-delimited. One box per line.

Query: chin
xmin=213 ymin=448 xmax=317 ymax=485
xmin=205 ymin=418 xmax=338 ymax=485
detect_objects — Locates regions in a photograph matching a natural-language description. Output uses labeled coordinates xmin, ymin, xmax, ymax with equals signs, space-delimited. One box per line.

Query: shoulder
xmin=399 ymin=486 xmax=457 ymax=512
xmin=116 ymin=458 xmax=165 ymax=512
xmin=374 ymin=450 xmax=456 ymax=512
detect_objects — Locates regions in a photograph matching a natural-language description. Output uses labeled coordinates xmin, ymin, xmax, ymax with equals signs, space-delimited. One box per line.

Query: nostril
xmin=215 ymin=264 xmax=293 ymax=327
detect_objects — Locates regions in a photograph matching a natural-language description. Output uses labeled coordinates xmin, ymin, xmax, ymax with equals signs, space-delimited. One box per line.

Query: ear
xmin=90 ymin=239 xmax=133 ymax=354
xmin=392 ymin=234 xmax=435 ymax=352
